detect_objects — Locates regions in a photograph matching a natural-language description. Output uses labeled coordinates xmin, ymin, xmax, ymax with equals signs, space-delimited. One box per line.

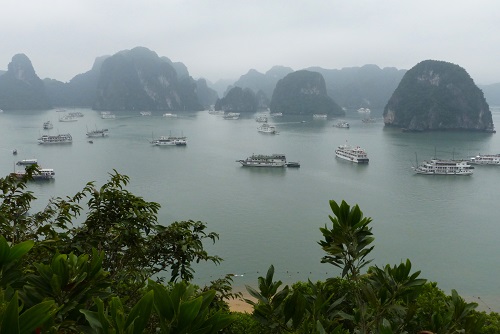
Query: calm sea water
xmin=1 ymin=107 xmax=500 ymax=310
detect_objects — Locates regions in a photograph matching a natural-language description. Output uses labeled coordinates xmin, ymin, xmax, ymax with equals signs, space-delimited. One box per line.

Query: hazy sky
xmin=2 ymin=1 xmax=499 ymax=84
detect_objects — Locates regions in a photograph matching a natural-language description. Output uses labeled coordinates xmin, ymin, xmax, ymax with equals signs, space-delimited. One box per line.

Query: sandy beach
xmin=227 ymin=290 xmax=255 ymax=313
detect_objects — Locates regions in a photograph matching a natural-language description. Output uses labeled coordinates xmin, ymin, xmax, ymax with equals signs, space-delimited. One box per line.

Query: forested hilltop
xmin=2 ymin=169 xmax=500 ymax=333
xmin=384 ymin=60 xmax=495 ymax=132
xmin=0 ymin=54 xmax=51 ymax=110
xmin=270 ymin=70 xmax=344 ymax=116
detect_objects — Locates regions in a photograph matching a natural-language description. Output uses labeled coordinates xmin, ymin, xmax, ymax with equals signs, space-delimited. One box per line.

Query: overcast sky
xmin=1 ymin=1 xmax=499 ymax=84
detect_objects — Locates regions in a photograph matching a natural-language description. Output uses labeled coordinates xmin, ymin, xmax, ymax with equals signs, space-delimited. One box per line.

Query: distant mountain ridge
xmin=43 ymin=47 xmax=217 ymax=111
xmin=1 ymin=47 xmax=500 ymax=115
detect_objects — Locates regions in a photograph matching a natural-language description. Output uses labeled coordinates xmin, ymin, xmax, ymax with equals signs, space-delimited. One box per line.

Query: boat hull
xmin=335 ymin=152 xmax=369 ymax=163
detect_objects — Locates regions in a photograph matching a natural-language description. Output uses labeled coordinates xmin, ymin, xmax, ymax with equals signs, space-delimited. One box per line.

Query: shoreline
xmin=227 ymin=289 xmax=255 ymax=313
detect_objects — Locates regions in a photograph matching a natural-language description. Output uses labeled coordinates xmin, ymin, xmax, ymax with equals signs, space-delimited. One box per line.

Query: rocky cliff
xmin=93 ymin=47 xmax=203 ymax=111
xmin=0 ymin=54 xmax=51 ymax=110
xmin=214 ymin=87 xmax=257 ymax=112
xmin=270 ymin=70 xmax=343 ymax=116
xmin=383 ymin=60 xmax=494 ymax=132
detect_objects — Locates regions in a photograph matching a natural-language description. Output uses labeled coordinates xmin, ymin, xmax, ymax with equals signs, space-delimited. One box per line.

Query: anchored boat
xmin=414 ymin=159 xmax=474 ymax=175
xmin=237 ymin=154 xmax=287 ymax=167
xmin=335 ymin=144 xmax=369 ymax=163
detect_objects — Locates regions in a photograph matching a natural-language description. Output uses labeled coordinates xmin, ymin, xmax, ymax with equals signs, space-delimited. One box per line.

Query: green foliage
xmin=21 ymin=249 xmax=111 ymax=331
xmin=148 ymin=279 xmax=235 ymax=333
xmin=81 ymin=291 xmax=154 ymax=334
xmin=245 ymin=265 xmax=291 ymax=332
xmin=225 ymin=312 xmax=267 ymax=334
xmin=0 ymin=236 xmax=34 ymax=289
xmin=428 ymin=289 xmax=484 ymax=333
xmin=480 ymin=311 xmax=500 ymax=334
xmin=148 ymin=220 xmax=222 ymax=283
xmin=0 ymin=291 xmax=58 ymax=334
xmin=71 ymin=171 xmax=160 ymax=277
xmin=356 ymin=260 xmax=427 ymax=332
xmin=246 ymin=266 xmax=349 ymax=334
xmin=0 ymin=169 xmax=37 ymax=244
xmin=319 ymin=200 xmax=374 ymax=280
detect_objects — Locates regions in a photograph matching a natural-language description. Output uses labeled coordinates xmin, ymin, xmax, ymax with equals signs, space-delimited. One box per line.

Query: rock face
xmin=93 ymin=47 xmax=202 ymax=111
xmin=232 ymin=66 xmax=293 ymax=104
xmin=45 ymin=55 xmax=107 ymax=107
xmin=214 ymin=87 xmax=257 ymax=112
xmin=270 ymin=70 xmax=343 ymax=116
xmin=0 ymin=54 xmax=51 ymax=110
xmin=384 ymin=60 xmax=494 ymax=132
xmin=195 ymin=78 xmax=219 ymax=107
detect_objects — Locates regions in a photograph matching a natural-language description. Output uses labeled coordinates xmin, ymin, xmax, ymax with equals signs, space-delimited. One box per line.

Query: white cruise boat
xmin=357 ymin=108 xmax=371 ymax=113
xmin=140 ymin=111 xmax=152 ymax=116
xmin=163 ymin=113 xmax=178 ymax=118
xmin=257 ymin=123 xmax=278 ymax=134
xmin=151 ymin=136 xmax=187 ymax=146
xmin=38 ymin=134 xmax=72 ymax=144
xmin=237 ymin=154 xmax=287 ymax=167
xmin=414 ymin=159 xmax=474 ymax=175
xmin=101 ymin=112 xmax=116 ymax=119
xmin=223 ymin=112 xmax=240 ymax=120
xmin=59 ymin=114 xmax=78 ymax=122
xmin=11 ymin=168 xmax=55 ymax=180
xmin=255 ymin=115 xmax=268 ymax=122
xmin=208 ymin=110 xmax=225 ymax=115
xmin=313 ymin=114 xmax=327 ymax=119
xmin=16 ymin=159 xmax=38 ymax=166
xmin=86 ymin=128 xmax=109 ymax=138
xmin=68 ymin=111 xmax=84 ymax=118
xmin=43 ymin=120 xmax=53 ymax=129
xmin=335 ymin=121 xmax=350 ymax=128
xmin=270 ymin=112 xmax=283 ymax=117
xmin=335 ymin=144 xmax=369 ymax=163
xmin=469 ymin=154 xmax=500 ymax=165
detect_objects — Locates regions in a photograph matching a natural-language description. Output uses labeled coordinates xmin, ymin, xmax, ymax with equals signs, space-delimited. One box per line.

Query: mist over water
xmin=2 ymin=107 xmax=500 ymax=311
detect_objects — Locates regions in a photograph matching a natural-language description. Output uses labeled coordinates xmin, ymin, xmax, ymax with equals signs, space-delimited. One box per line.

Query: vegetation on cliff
xmin=384 ymin=60 xmax=494 ymax=132
xmin=93 ymin=47 xmax=203 ymax=111
xmin=0 ymin=54 xmax=51 ymax=110
xmin=214 ymin=86 xmax=258 ymax=112
xmin=270 ymin=70 xmax=344 ymax=116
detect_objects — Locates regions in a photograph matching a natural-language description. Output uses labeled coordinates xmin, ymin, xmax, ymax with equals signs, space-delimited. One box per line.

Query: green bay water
xmin=1 ymin=107 xmax=500 ymax=310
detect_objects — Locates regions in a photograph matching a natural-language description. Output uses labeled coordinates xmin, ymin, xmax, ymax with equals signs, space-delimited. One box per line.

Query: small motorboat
xmin=286 ymin=161 xmax=301 ymax=168
xmin=88 ymin=140 xmax=94 ymax=144
xmin=12 ymin=149 xmax=17 ymax=155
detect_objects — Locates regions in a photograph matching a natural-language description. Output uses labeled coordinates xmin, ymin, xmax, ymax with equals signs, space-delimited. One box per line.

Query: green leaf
xmin=245 ymin=285 xmax=266 ymax=304
xmin=1 ymin=291 xmax=20 ymax=334
xmin=19 ymin=300 xmax=57 ymax=334
xmin=125 ymin=290 xmax=154 ymax=334
xmin=80 ymin=309 xmax=104 ymax=332
xmin=178 ymin=296 xmax=203 ymax=331
xmin=7 ymin=240 xmax=34 ymax=262
xmin=150 ymin=280 xmax=175 ymax=321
